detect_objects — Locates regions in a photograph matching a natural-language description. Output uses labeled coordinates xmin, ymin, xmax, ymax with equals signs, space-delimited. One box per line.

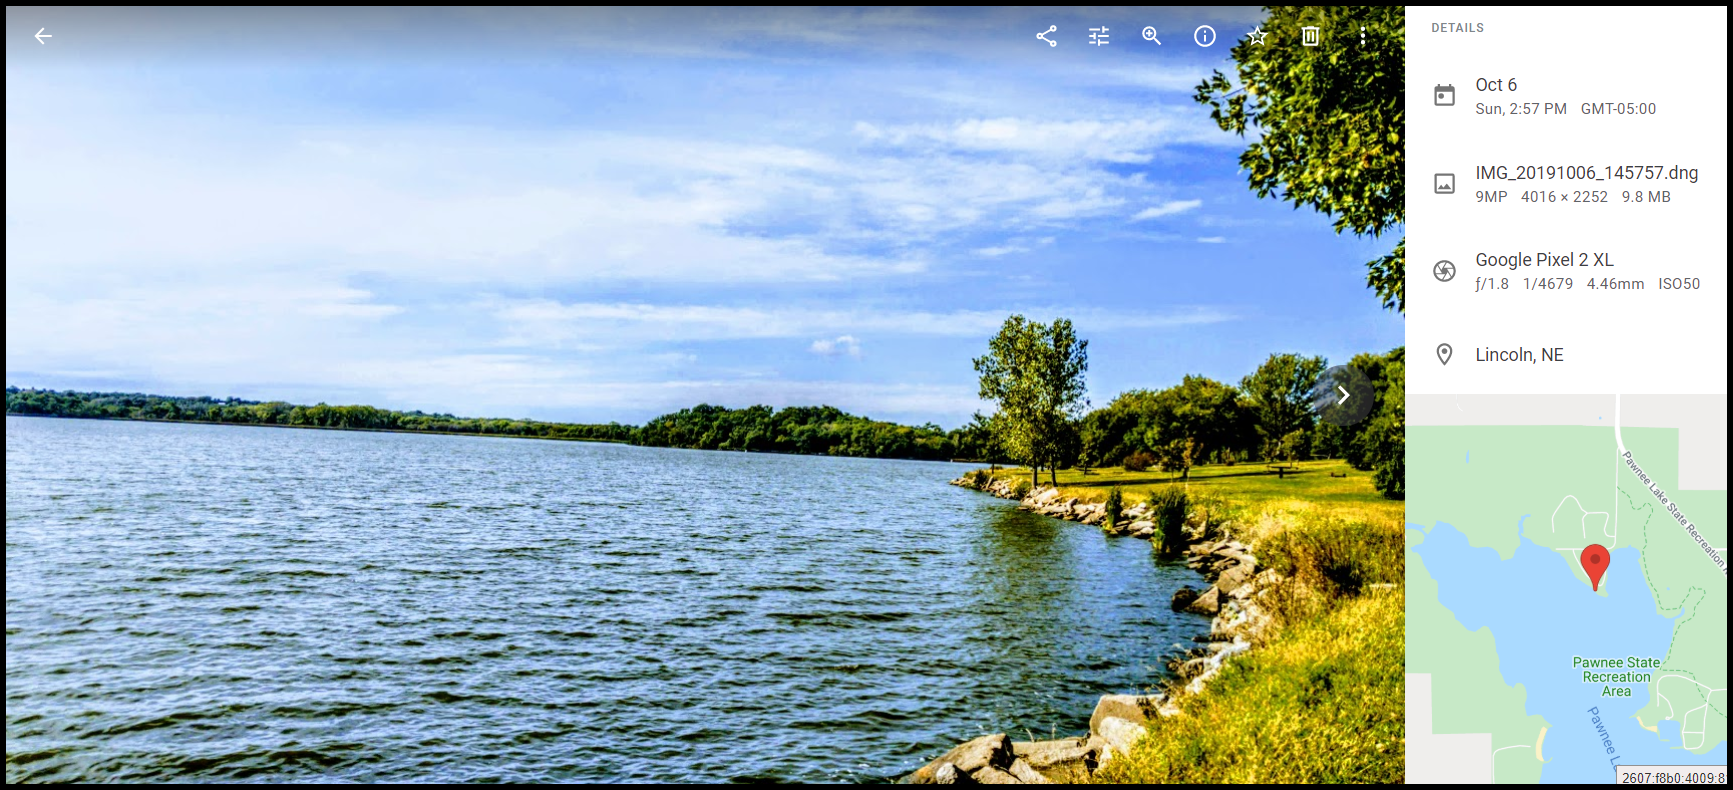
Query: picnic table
xmin=1267 ymin=463 xmax=1298 ymax=479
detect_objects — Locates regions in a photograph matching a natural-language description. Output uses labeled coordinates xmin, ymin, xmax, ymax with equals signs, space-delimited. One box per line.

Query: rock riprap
xmin=926 ymin=475 xmax=1282 ymax=780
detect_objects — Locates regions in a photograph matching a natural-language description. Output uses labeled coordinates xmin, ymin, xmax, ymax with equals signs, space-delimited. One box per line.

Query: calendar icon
xmin=1435 ymin=84 xmax=1455 ymax=106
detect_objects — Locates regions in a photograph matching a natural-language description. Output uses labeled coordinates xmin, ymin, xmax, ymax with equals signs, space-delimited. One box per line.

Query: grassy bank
xmin=976 ymin=460 xmax=1404 ymax=783
xmin=984 ymin=459 xmax=1401 ymax=524
xmin=1092 ymin=588 xmax=1404 ymax=783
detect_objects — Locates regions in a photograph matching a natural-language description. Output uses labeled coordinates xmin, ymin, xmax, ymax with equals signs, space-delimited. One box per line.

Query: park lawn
xmin=984 ymin=459 xmax=1402 ymax=525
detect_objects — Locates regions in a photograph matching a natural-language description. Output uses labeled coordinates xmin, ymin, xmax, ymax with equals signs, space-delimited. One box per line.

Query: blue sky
xmin=6 ymin=8 xmax=1402 ymax=427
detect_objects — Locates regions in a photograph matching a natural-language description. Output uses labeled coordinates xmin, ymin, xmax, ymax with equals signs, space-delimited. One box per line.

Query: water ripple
xmin=5 ymin=416 xmax=1210 ymax=782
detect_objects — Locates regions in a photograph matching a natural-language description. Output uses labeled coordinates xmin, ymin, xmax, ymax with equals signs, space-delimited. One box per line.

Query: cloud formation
xmin=1132 ymin=199 xmax=1204 ymax=220
xmin=809 ymin=335 xmax=862 ymax=358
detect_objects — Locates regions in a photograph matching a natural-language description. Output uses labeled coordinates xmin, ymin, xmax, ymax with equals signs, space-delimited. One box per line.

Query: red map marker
xmin=1581 ymin=544 xmax=1611 ymax=591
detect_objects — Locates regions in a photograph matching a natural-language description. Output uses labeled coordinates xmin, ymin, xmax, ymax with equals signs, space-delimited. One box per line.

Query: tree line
xmin=970 ymin=316 xmax=1405 ymax=499
xmin=3 ymin=387 xmax=985 ymax=462
xmin=3 ymin=387 xmax=636 ymax=443
xmin=633 ymin=404 xmax=966 ymax=460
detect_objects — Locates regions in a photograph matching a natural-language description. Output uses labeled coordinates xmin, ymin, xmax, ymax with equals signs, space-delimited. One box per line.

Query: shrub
xmin=1155 ymin=438 xmax=1195 ymax=479
xmin=1010 ymin=479 xmax=1032 ymax=500
xmin=1147 ymin=488 xmax=1188 ymax=555
xmin=1122 ymin=451 xmax=1156 ymax=472
xmin=1261 ymin=514 xmax=1403 ymax=620
xmin=968 ymin=469 xmax=991 ymax=490
xmin=1104 ymin=486 xmax=1124 ymax=530
xmin=1278 ymin=429 xmax=1309 ymax=462
xmin=1186 ymin=493 xmax=1235 ymax=543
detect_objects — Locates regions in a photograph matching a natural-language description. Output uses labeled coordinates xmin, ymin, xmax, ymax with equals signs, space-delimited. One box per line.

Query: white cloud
xmin=809 ymin=335 xmax=862 ymax=358
xmin=1132 ymin=199 xmax=1204 ymax=221
xmin=972 ymin=236 xmax=1055 ymax=258
xmin=489 ymin=299 xmax=1234 ymax=346
xmin=1197 ymin=236 xmax=1227 ymax=243
xmin=853 ymin=116 xmax=1221 ymax=163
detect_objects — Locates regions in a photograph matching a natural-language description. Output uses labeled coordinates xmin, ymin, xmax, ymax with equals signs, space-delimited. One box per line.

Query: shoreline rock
xmin=909 ymin=474 xmax=1278 ymax=783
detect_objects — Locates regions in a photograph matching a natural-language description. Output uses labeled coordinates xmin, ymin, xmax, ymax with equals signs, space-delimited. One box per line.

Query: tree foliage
xmin=1239 ymin=353 xmax=1327 ymax=459
xmin=973 ymin=315 xmax=1089 ymax=486
xmin=1195 ymin=6 xmax=1406 ymax=312
xmin=632 ymin=403 xmax=957 ymax=460
xmin=1366 ymin=357 xmax=1405 ymax=500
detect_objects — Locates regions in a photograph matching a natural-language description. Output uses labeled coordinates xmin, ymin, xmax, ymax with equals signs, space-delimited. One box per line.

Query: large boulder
xmin=1095 ymin=716 xmax=1147 ymax=761
xmin=901 ymin=733 xmax=1012 ymax=783
xmin=971 ymin=766 xmax=1021 ymax=784
xmin=1185 ymin=586 xmax=1222 ymax=615
xmin=1215 ymin=562 xmax=1255 ymax=594
xmin=1170 ymin=586 xmax=1200 ymax=611
xmin=1089 ymin=694 xmax=1166 ymax=736
xmin=1011 ymin=737 xmax=1098 ymax=783
xmin=1008 ymin=759 xmax=1053 ymax=784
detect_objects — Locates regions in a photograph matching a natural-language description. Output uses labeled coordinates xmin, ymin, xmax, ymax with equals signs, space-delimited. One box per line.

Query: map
xmin=1406 ymin=394 xmax=1727 ymax=783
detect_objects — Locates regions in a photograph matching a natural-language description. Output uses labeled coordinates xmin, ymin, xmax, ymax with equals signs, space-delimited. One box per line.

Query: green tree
xmin=1149 ymin=375 xmax=1249 ymax=464
xmin=1195 ymin=6 xmax=1405 ymax=312
xmin=1367 ymin=358 xmax=1405 ymax=499
xmin=973 ymin=315 xmax=1090 ymax=488
xmin=1342 ymin=347 xmax=1404 ymax=470
xmin=1154 ymin=437 xmax=1196 ymax=481
xmin=1239 ymin=353 xmax=1326 ymax=460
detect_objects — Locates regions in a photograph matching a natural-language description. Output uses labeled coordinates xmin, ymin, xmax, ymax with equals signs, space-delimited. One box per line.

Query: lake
xmin=4 ymin=416 xmax=1208 ymax=782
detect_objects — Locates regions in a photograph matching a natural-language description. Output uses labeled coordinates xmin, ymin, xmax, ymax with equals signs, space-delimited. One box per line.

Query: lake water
xmin=5 ymin=416 xmax=1209 ymax=782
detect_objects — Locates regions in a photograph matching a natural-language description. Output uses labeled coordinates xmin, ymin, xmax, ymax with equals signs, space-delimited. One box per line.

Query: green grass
xmin=987 ymin=459 xmax=1401 ymax=524
xmin=1092 ymin=588 xmax=1405 ymax=784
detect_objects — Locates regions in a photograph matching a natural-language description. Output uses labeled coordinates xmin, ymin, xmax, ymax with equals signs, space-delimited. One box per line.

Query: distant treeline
xmin=3 ymin=387 xmax=992 ymax=462
xmin=3 ymin=387 xmax=636 ymax=443
xmin=635 ymin=404 xmax=980 ymax=461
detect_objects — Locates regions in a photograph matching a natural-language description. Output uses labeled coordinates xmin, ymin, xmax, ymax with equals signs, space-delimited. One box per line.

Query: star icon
xmin=1248 ymin=26 xmax=1268 ymax=45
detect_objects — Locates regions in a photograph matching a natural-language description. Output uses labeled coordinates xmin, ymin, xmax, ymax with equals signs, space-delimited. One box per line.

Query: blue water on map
xmin=1417 ymin=521 xmax=1727 ymax=783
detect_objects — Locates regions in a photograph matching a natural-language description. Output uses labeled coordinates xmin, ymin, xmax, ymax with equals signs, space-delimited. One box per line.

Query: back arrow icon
xmin=36 ymin=28 xmax=51 ymax=44
xmin=1337 ymin=385 xmax=1350 ymax=405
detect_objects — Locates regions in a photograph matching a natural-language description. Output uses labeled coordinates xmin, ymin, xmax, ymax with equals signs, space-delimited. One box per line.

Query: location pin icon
xmin=1437 ymin=343 xmax=1453 ymax=365
xmin=1581 ymin=544 xmax=1610 ymax=591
